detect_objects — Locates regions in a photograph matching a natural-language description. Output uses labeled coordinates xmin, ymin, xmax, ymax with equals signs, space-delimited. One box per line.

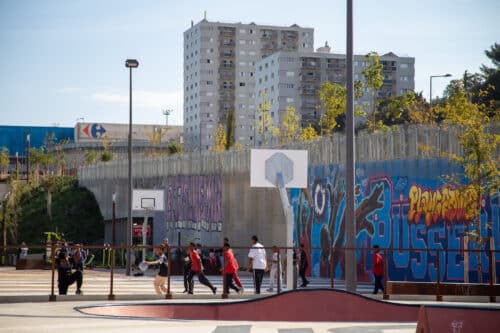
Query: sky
xmin=0 ymin=0 xmax=499 ymax=128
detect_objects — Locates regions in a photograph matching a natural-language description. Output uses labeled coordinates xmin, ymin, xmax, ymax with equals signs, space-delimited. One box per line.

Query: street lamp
xmin=109 ymin=192 xmax=116 ymax=300
xmin=430 ymin=74 xmax=452 ymax=105
xmin=125 ymin=59 xmax=139 ymax=276
xmin=162 ymin=109 xmax=173 ymax=126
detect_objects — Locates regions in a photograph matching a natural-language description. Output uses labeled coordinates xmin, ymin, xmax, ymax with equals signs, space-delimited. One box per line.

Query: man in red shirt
xmin=222 ymin=243 xmax=242 ymax=294
xmin=188 ymin=243 xmax=216 ymax=295
xmin=372 ymin=244 xmax=384 ymax=294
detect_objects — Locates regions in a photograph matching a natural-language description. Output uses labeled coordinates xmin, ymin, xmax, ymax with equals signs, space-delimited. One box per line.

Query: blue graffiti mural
xmin=290 ymin=159 xmax=500 ymax=283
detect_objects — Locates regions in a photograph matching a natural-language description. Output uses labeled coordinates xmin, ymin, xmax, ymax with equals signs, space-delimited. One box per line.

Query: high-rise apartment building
xmin=254 ymin=47 xmax=415 ymax=144
xmin=183 ymin=19 xmax=314 ymax=151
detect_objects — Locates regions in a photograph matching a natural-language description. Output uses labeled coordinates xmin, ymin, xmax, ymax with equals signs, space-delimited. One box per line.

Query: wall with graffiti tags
xmin=290 ymin=158 xmax=500 ymax=283
xmin=160 ymin=175 xmax=223 ymax=246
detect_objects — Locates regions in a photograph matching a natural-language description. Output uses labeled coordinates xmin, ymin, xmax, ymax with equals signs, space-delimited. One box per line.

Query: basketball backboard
xmin=132 ymin=189 xmax=165 ymax=211
xmin=250 ymin=149 xmax=308 ymax=188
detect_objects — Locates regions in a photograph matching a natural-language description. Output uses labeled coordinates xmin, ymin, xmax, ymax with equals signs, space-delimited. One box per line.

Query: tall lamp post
xmin=344 ymin=0 xmax=356 ymax=293
xmin=125 ymin=59 xmax=139 ymax=276
xmin=162 ymin=109 xmax=173 ymax=126
xmin=109 ymin=193 xmax=116 ymax=300
xmin=26 ymin=134 xmax=30 ymax=182
xmin=430 ymin=74 xmax=452 ymax=105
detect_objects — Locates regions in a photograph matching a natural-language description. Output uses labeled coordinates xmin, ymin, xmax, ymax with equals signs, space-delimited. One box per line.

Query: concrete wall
xmin=78 ymin=125 xmax=487 ymax=251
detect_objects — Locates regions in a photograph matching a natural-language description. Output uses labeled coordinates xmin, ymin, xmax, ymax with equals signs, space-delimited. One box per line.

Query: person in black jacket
xmin=146 ymin=245 xmax=169 ymax=295
xmin=299 ymin=243 xmax=309 ymax=287
xmin=56 ymin=250 xmax=83 ymax=295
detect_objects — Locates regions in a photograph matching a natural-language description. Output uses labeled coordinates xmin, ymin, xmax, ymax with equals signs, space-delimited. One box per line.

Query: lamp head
xmin=125 ymin=59 xmax=139 ymax=68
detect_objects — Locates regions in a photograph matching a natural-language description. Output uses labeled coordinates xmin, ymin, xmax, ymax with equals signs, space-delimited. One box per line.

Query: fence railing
xmin=1 ymin=244 xmax=498 ymax=302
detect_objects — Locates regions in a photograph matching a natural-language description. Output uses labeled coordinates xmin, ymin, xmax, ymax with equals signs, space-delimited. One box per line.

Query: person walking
xmin=182 ymin=253 xmax=193 ymax=293
xmin=72 ymin=244 xmax=87 ymax=271
xmin=146 ymin=245 xmax=169 ymax=295
xmin=246 ymin=235 xmax=267 ymax=294
xmin=299 ymin=243 xmax=309 ymax=287
xmin=223 ymin=237 xmax=244 ymax=292
xmin=222 ymin=243 xmax=242 ymax=294
xmin=372 ymin=244 xmax=384 ymax=294
xmin=267 ymin=245 xmax=282 ymax=292
xmin=188 ymin=243 xmax=217 ymax=294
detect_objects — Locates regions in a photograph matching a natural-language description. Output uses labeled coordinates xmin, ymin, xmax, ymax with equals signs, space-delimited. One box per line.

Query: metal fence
xmin=1 ymin=244 xmax=498 ymax=302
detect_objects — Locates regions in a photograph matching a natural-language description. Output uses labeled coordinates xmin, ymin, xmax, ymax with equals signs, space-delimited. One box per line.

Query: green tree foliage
xmin=256 ymin=98 xmax=279 ymax=145
xmin=0 ymin=147 xmax=9 ymax=176
xmin=437 ymin=85 xmax=499 ymax=282
xmin=167 ymin=141 xmax=183 ymax=155
xmin=362 ymin=52 xmax=384 ymax=132
xmin=300 ymin=124 xmax=320 ymax=142
xmin=318 ymin=82 xmax=346 ymax=134
xmin=211 ymin=124 xmax=227 ymax=152
xmin=279 ymin=105 xmax=300 ymax=144
xmin=84 ymin=150 xmax=98 ymax=165
xmin=225 ymin=108 xmax=235 ymax=150
xmin=100 ymin=150 xmax=113 ymax=162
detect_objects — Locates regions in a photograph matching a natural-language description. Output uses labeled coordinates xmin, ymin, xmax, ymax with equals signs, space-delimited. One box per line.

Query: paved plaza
xmin=0 ymin=267 xmax=498 ymax=332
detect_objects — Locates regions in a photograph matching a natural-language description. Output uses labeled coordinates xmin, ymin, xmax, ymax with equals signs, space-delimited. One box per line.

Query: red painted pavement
xmin=77 ymin=289 xmax=500 ymax=332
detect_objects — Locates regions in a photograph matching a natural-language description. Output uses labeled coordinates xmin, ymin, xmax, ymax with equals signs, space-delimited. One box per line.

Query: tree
xmin=225 ymin=108 xmax=235 ymax=150
xmin=300 ymin=124 xmax=320 ymax=142
xmin=167 ymin=141 xmax=183 ymax=155
xmin=0 ymin=147 xmax=9 ymax=176
xmin=279 ymin=105 xmax=300 ymax=144
xmin=84 ymin=150 xmax=98 ymax=165
xmin=437 ymin=85 xmax=499 ymax=282
xmin=362 ymin=52 xmax=384 ymax=132
xmin=256 ymin=97 xmax=279 ymax=145
xmin=479 ymin=43 xmax=500 ymax=105
xmin=211 ymin=124 xmax=227 ymax=152
xmin=318 ymin=82 xmax=346 ymax=134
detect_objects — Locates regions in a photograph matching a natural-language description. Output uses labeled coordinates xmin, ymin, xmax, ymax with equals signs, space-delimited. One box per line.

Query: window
xmin=265 ymin=63 xmax=269 ymax=68
xmin=271 ymin=85 xmax=274 ymax=92
xmin=239 ymin=61 xmax=247 ymax=66
xmin=400 ymin=63 xmax=409 ymax=69
xmin=249 ymin=29 xmax=254 ymax=34
xmin=249 ymin=51 xmax=256 ymax=56
xmin=286 ymin=71 xmax=295 ymax=77
xmin=286 ymin=97 xmax=294 ymax=103
xmin=239 ymin=39 xmax=246 ymax=45
xmin=271 ymin=73 xmax=275 ymax=79
xmin=265 ymin=75 xmax=268 ymax=81
xmin=240 ymin=72 xmax=245 ymax=77
xmin=239 ymin=29 xmax=246 ymax=34
xmin=206 ymin=59 xmax=212 ymax=63
xmin=206 ymin=80 xmax=213 ymax=85
xmin=239 ymin=50 xmax=246 ymax=55
xmin=239 ymin=82 xmax=246 ymax=86
xmin=400 ymin=76 xmax=409 ymax=81
xmin=207 ymin=92 xmax=213 ymax=96
xmin=258 ymin=65 xmax=263 ymax=71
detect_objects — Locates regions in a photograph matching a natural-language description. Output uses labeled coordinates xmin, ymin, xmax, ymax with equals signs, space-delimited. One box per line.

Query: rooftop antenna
xmin=204 ymin=10 xmax=207 ymax=20
xmin=191 ymin=20 xmax=194 ymax=27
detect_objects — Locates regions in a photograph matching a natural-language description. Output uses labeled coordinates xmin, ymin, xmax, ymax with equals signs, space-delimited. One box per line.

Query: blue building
xmin=0 ymin=125 xmax=74 ymax=156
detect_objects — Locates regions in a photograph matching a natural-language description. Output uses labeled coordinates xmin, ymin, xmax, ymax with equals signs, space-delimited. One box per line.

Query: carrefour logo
xmin=82 ymin=124 xmax=106 ymax=138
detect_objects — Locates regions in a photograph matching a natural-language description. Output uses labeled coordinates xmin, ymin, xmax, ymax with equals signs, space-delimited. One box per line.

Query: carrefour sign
xmin=81 ymin=123 xmax=107 ymax=139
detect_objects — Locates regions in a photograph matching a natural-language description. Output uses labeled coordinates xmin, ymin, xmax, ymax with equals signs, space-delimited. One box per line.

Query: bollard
xmin=277 ymin=250 xmax=281 ymax=293
xmin=383 ymin=249 xmax=389 ymax=300
xmin=49 ymin=243 xmax=56 ymax=301
xmin=330 ymin=247 xmax=334 ymax=289
xmin=222 ymin=251 xmax=228 ymax=299
xmin=166 ymin=245 xmax=172 ymax=299
xmin=436 ymin=249 xmax=442 ymax=301
xmin=108 ymin=246 xmax=115 ymax=300
xmin=489 ymin=249 xmax=496 ymax=303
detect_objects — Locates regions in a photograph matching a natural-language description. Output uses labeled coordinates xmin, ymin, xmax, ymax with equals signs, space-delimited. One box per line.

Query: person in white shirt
xmin=267 ymin=245 xmax=282 ymax=292
xmin=246 ymin=235 xmax=267 ymax=294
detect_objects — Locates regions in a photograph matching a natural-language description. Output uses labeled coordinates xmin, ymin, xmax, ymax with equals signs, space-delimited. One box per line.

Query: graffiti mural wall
xmin=164 ymin=175 xmax=223 ymax=233
xmin=290 ymin=159 xmax=500 ymax=283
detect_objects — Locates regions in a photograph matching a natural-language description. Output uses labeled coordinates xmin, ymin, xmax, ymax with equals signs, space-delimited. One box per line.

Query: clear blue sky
xmin=1 ymin=0 xmax=498 ymax=127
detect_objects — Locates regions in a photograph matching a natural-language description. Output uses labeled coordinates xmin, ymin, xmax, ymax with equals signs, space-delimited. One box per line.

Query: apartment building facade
xmin=254 ymin=48 xmax=415 ymax=144
xmin=183 ymin=19 xmax=314 ymax=151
